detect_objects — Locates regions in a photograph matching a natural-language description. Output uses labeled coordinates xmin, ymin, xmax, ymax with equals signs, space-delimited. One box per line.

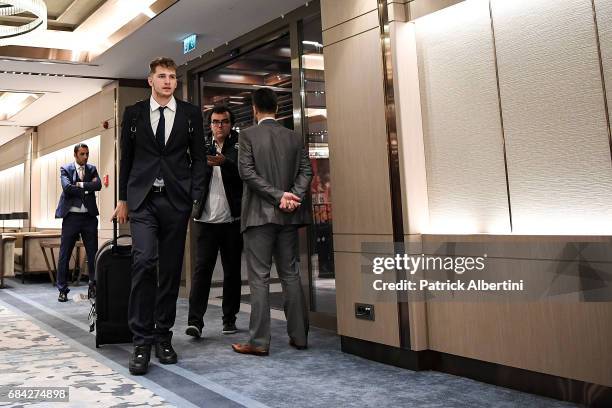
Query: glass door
xmin=299 ymin=15 xmax=337 ymax=319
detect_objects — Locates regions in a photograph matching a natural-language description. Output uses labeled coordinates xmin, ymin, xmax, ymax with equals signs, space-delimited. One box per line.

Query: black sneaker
xmin=185 ymin=325 xmax=202 ymax=338
xmin=129 ymin=344 xmax=151 ymax=375
xmin=222 ymin=322 xmax=238 ymax=334
xmin=58 ymin=292 xmax=68 ymax=302
xmin=155 ymin=341 xmax=177 ymax=364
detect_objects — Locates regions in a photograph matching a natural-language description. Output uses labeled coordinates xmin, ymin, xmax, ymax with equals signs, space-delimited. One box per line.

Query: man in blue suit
xmin=55 ymin=143 xmax=102 ymax=302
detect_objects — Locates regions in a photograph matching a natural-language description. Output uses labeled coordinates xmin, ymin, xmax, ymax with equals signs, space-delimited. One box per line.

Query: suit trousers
xmin=57 ymin=213 xmax=98 ymax=293
xmin=188 ymin=220 xmax=242 ymax=329
xmin=128 ymin=192 xmax=190 ymax=346
xmin=244 ymin=224 xmax=308 ymax=348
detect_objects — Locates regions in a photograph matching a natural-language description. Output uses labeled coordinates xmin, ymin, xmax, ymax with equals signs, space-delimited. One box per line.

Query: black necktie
xmin=156 ymin=106 xmax=166 ymax=148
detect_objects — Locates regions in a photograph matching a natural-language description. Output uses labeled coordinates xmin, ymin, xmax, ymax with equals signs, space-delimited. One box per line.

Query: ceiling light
xmin=0 ymin=91 xmax=43 ymax=120
xmin=0 ymin=0 xmax=47 ymax=40
xmin=302 ymin=40 xmax=323 ymax=48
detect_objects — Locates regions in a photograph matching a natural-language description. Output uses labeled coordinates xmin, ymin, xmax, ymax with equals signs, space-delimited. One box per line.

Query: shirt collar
xmin=74 ymin=162 xmax=84 ymax=169
xmin=150 ymin=95 xmax=176 ymax=112
xmin=257 ymin=116 xmax=276 ymax=125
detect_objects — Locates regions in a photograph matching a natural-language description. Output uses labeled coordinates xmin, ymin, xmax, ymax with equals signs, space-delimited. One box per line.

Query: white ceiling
xmin=0 ymin=0 xmax=308 ymax=146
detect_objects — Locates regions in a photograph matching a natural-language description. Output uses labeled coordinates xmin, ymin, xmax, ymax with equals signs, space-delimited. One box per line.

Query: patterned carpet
xmin=0 ymin=305 xmax=171 ymax=407
xmin=0 ymin=277 xmax=580 ymax=408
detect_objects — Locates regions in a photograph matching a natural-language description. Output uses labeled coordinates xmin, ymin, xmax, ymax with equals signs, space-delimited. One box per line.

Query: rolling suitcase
xmin=92 ymin=220 xmax=133 ymax=348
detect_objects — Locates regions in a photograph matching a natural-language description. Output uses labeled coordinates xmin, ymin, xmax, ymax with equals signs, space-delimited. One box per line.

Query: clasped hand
xmin=280 ymin=192 xmax=301 ymax=213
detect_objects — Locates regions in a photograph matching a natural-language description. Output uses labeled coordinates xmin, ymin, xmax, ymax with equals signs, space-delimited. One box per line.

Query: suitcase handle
xmin=111 ymin=219 xmax=131 ymax=253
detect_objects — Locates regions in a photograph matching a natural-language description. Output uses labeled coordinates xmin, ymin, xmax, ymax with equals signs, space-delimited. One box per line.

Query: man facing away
xmin=187 ymin=105 xmax=243 ymax=338
xmin=112 ymin=57 xmax=205 ymax=375
xmin=55 ymin=143 xmax=101 ymax=302
xmin=232 ymin=87 xmax=312 ymax=356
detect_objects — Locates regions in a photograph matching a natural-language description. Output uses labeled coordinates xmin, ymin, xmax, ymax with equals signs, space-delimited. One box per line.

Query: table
xmin=39 ymin=241 xmax=85 ymax=286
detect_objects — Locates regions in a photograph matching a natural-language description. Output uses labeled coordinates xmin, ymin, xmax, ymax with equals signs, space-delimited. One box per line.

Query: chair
xmin=0 ymin=235 xmax=17 ymax=288
xmin=12 ymin=231 xmax=73 ymax=283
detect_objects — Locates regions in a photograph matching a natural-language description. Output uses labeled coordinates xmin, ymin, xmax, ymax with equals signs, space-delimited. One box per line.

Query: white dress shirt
xmin=257 ymin=116 xmax=276 ymax=125
xmin=197 ymin=142 xmax=234 ymax=224
xmin=150 ymin=95 xmax=177 ymax=187
xmin=69 ymin=162 xmax=88 ymax=213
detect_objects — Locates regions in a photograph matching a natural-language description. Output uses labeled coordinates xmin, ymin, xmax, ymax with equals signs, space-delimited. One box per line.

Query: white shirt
xmin=150 ymin=96 xmax=177 ymax=187
xmin=69 ymin=162 xmax=88 ymax=213
xmin=258 ymin=116 xmax=276 ymax=125
xmin=197 ymin=142 xmax=234 ymax=224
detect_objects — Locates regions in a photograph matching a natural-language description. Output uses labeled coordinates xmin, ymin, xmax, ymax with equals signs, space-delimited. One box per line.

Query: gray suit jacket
xmin=238 ymin=119 xmax=313 ymax=232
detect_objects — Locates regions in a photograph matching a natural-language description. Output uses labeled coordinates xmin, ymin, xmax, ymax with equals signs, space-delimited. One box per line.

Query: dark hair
xmin=74 ymin=143 xmax=88 ymax=154
xmin=149 ymin=57 xmax=177 ymax=75
xmin=252 ymin=88 xmax=278 ymax=114
xmin=209 ymin=105 xmax=235 ymax=126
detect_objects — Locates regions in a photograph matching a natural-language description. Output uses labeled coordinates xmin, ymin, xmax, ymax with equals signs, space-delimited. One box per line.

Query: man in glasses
xmin=187 ymin=105 xmax=243 ymax=338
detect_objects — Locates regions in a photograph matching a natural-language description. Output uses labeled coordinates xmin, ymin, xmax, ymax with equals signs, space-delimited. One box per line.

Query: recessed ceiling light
xmin=0 ymin=91 xmax=43 ymax=121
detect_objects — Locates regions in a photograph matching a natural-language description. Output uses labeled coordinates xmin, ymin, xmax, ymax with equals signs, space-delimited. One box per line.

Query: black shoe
xmin=129 ymin=345 xmax=151 ymax=375
xmin=58 ymin=292 xmax=68 ymax=302
xmin=155 ymin=341 xmax=177 ymax=364
xmin=222 ymin=322 xmax=237 ymax=334
xmin=87 ymin=282 xmax=96 ymax=300
xmin=185 ymin=325 xmax=202 ymax=338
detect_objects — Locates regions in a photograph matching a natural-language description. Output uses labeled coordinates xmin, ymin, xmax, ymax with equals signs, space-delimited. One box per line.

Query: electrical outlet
xmin=355 ymin=303 xmax=375 ymax=321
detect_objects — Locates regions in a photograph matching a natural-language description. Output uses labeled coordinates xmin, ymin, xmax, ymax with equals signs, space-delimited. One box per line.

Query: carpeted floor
xmin=0 ymin=276 xmax=578 ymax=408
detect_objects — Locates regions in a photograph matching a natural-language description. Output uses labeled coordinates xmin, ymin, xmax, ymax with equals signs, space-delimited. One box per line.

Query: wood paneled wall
xmin=322 ymin=0 xmax=400 ymax=347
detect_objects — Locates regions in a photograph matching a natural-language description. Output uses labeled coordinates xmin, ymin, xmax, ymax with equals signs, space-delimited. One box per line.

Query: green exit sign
xmin=183 ymin=34 xmax=197 ymax=54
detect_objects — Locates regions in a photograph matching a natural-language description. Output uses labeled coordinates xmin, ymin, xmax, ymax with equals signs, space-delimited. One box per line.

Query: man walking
xmin=55 ymin=143 xmax=101 ymax=302
xmin=187 ymin=105 xmax=243 ymax=338
xmin=232 ymin=88 xmax=312 ymax=356
xmin=112 ymin=57 xmax=205 ymax=375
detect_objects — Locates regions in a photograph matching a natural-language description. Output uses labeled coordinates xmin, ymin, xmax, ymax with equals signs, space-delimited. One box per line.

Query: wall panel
xmin=321 ymin=0 xmax=376 ymax=31
xmin=335 ymin=250 xmax=400 ymax=347
xmin=0 ymin=135 xmax=27 ymax=172
xmin=324 ymin=28 xmax=392 ymax=235
xmin=415 ymin=0 xmax=510 ymax=234
xmin=594 ymin=0 xmax=612 ymax=137
xmin=492 ymin=0 xmax=612 ymax=234
xmin=0 ymin=164 xmax=25 ymax=228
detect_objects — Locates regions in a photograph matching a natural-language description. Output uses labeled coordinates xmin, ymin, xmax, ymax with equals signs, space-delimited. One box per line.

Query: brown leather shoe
xmin=289 ymin=339 xmax=308 ymax=350
xmin=231 ymin=343 xmax=269 ymax=356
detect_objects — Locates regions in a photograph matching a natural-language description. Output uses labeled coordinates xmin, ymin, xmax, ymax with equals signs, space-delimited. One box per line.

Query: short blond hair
xmin=149 ymin=57 xmax=177 ymax=75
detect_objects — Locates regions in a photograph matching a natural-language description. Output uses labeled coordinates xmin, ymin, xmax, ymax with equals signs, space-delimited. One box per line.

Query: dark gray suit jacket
xmin=238 ymin=119 xmax=312 ymax=232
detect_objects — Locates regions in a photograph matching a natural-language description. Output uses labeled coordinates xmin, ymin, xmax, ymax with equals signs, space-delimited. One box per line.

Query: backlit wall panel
xmin=415 ymin=0 xmax=511 ymax=234
xmin=0 ymin=164 xmax=25 ymax=228
xmin=491 ymin=0 xmax=612 ymax=234
xmin=35 ymin=136 xmax=100 ymax=229
xmin=594 ymin=0 xmax=612 ymax=133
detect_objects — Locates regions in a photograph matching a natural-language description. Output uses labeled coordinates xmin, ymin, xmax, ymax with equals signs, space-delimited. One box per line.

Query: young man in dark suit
xmin=55 ymin=143 xmax=101 ymax=302
xmin=187 ymin=105 xmax=243 ymax=339
xmin=112 ymin=57 xmax=206 ymax=375
xmin=232 ymin=88 xmax=312 ymax=356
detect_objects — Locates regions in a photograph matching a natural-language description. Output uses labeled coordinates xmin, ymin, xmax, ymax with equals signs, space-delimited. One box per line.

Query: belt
xmin=151 ymin=185 xmax=166 ymax=194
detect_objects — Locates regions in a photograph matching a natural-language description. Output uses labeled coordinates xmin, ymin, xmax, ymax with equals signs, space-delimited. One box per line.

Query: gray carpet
xmin=0 ymin=276 xmax=577 ymax=408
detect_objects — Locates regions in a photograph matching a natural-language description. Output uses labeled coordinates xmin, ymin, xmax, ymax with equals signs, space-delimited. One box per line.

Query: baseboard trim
xmin=340 ymin=336 xmax=612 ymax=407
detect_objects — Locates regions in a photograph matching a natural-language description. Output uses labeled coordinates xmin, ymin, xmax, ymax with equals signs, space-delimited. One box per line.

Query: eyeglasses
xmin=211 ymin=119 xmax=230 ymax=126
